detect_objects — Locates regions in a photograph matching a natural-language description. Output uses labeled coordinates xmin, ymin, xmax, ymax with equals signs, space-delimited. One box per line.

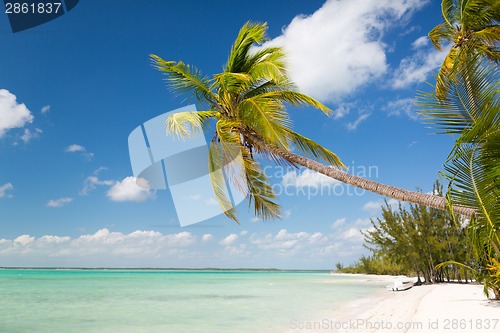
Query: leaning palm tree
xmin=428 ymin=0 xmax=500 ymax=97
xmin=150 ymin=21 xmax=476 ymax=223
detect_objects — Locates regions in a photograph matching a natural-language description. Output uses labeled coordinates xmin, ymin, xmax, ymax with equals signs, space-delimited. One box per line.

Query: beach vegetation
xmin=419 ymin=0 xmax=500 ymax=298
xmin=358 ymin=181 xmax=473 ymax=284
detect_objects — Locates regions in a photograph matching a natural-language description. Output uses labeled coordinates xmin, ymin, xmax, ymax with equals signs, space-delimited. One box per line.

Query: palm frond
xmin=225 ymin=21 xmax=267 ymax=73
xmin=239 ymin=97 xmax=292 ymax=149
xmin=444 ymin=143 xmax=500 ymax=251
xmin=285 ymin=129 xmax=345 ymax=168
xmin=257 ymin=91 xmax=332 ymax=116
xmin=474 ymin=26 xmax=500 ymax=52
xmin=208 ymin=143 xmax=239 ymax=222
xmin=441 ymin=0 xmax=455 ymax=27
xmin=429 ymin=0 xmax=500 ymax=99
xmin=243 ymin=156 xmax=281 ymax=219
xmin=165 ymin=111 xmax=218 ymax=140
xmin=247 ymin=47 xmax=288 ymax=83
xmin=417 ymin=54 xmax=496 ymax=133
xmin=428 ymin=23 xmax=454 ymax=50
xmin=150 ymin=54 xmax=216 ymax=104
xmin=214 ymin=72 xmax=252 ymax=95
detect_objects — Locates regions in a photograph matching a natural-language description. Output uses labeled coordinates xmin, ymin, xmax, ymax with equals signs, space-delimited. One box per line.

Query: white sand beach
xmin=287 ymin=275 xmax=500 ymax=333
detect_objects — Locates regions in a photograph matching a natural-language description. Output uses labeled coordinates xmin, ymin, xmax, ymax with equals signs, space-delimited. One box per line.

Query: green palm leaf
xmin=429 ymin=0 xmax=500 ymax=98
xmin=165 ymin=111 xmax=218 ymax=140
xmin=150 ymin=55 xmax=216 ymax=104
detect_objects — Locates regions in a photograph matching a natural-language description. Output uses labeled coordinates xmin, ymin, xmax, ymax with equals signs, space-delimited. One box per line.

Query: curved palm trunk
xmin=244 ymin=131 xmax=477 ymax=218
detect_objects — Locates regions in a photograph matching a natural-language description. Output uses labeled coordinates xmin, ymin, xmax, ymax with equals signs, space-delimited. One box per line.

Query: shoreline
xmin=287 ymin=275 xmax=499 ymax=333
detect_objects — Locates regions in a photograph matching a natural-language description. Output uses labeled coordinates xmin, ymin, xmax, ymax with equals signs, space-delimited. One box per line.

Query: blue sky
xmin=0 ymin=0 xmax=456 ymax=269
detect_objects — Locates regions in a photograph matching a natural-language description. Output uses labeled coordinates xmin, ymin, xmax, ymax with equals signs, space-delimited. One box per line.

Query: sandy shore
xmin=287 ymin=274 xmax=499 ymax=333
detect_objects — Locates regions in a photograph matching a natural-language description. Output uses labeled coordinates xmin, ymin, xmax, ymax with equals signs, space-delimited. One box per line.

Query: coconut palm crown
xmin=429 ymin=0 xmax=500 ymax=96
xmin=151 ymin=22 xmax=343 ymax=222
xmin=151 ymin=21 xmax=476 ymax=223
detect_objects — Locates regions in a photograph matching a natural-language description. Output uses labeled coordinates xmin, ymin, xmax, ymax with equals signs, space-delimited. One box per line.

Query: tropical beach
xmin=292 ymin=276 xmax=500 ymax=333
xmin=1 ymin=0 xmax=499 ymax=332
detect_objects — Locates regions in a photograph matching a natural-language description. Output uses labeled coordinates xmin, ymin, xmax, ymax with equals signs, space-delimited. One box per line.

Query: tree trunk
xmin=245 ymin=131 xmax=477 ymax=217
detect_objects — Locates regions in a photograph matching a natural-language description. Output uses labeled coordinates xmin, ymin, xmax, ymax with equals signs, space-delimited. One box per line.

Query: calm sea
xmin=0 ymin=269 xmax=387 ymax=333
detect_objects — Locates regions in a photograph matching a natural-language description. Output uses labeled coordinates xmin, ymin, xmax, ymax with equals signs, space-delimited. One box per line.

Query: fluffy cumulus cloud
xmin=390 ymin=38 xmax=449 ymax=89
xmin=0 ymin=229 xmax=198 ymax=266
xmin=47 ymin=197 xmax=73 ymax=208
xmin=0 ymin=89 xmax=34 ymax=137
xmin=0 ymin=183 xmax=14 ymax=198
xmin=0 ymin=221 xmax=376 ymax=268
xmin=202 ymin=234 xmax=214 ymax=242
xmin=14 ymin=234 xmax=35 ymax=246
xmin=65 ymin=144 xmax=86 ymax=152
xmin=411 ymin=36 xmax=429 ymax=49
xmin=219 ymin=233 xmax=239 ymax=246
xmin=107 ymin=177 xmax=155 ymax=202
xmin=78 ymin=169 xmax=155 ymax=203
xmin=65 ymin=144 xmax=94 ymax=160
xmin=263 ymin=0 xmax=428 ymax=102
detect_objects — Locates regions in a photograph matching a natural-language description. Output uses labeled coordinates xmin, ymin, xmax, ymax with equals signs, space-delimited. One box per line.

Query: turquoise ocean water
xmin=0 ymin=269 xmax=387 ymax=333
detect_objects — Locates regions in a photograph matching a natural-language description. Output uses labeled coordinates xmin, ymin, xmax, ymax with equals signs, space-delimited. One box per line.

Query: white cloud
xmin=363 ymin=198 xmax=399 ymax=215
xmin=0 ymin=183 xmax=14 ymax=198
xmin=331 ymin=217 xmax=347 ymax=229
xmin=65 ymin=144 xmax=93 ymax=160
xmin=341 ymin=227 xmax=364 ymax=241
xmin=81 ymin=175 xmax=114 ymax=195
xmin=0 ymin=224 xmax=377 ymax=268
xmin=362 ymin=201 xmax=383 ymax=214
xmin=412 ymin=36 xmax=428 ymax=49
xmin=262 ymin=0 xmax=428 ymax=102
xmin=47 ymin=197 xmax=73 ymax=208
xmin=219 ymin=233 xmax=238 ymax=246
xmin=38 ymin=235 xmax=71 ymax=244
xmin=202 ymin=234 xmax=214 ymax=242
xmin=0 ymin=229 xmax=199 ymax=263
xmin=249 ymin=229 xmax=327 ymax=255
xmin=282 ymin=169 xmax=340 ymax=188
xmin=80 ymin=169 xmax=155 ymax=203
xmin=41 ymin=105 xmax=50 ymax=114
xmin=384 ymin=98 xmax=418 ymax=120
xmin=14 ymin=234 xmax=35 ymax=246
xmin=408 ymin=140 xmax=418 ymax=148
xmin=347 ymin=113 xmax=370 ymax=131
xmin=20 ymin=128 xmax=42 ymax=143
xmin=333 ymin=103 xmax=353 ymax=120
xmin=0 ymin=89 xmax=34 ymax=137
xmin=65 ymin=144 xmax=86 ymax=152
xmin=390 ymin=44 xmax=448 ymax=89
xmin=80 ymin=168 xmax=114 ymax=196
xmin=107 ymin=177 xmax=155 ymax=202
